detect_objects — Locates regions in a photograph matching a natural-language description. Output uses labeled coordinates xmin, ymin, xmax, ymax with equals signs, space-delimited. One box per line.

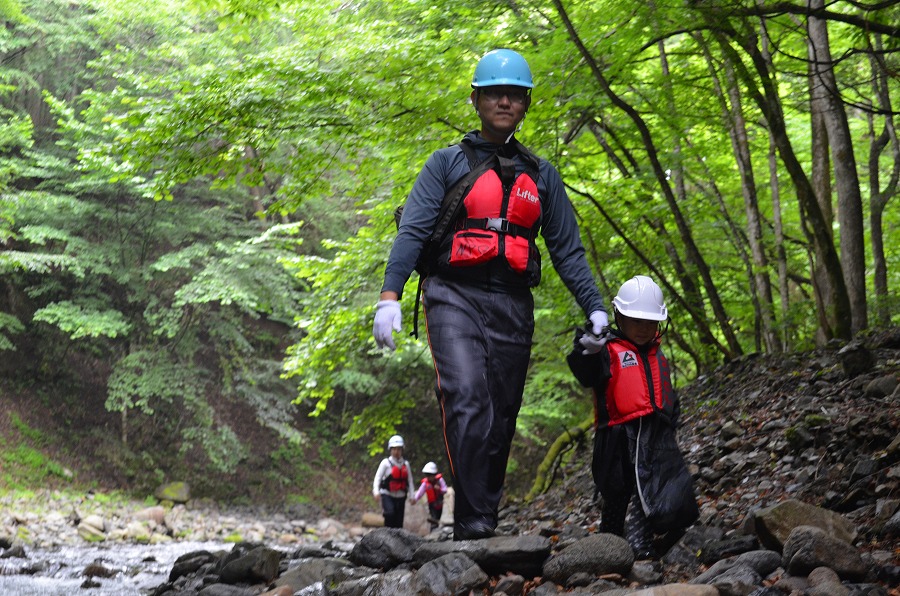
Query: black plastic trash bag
xmin=635 ymin=414 xmax=700 ymax=533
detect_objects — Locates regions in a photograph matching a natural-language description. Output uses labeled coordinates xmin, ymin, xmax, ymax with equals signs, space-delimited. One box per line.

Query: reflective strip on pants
xmin=423 ymin=275 xmax=533 ymax=525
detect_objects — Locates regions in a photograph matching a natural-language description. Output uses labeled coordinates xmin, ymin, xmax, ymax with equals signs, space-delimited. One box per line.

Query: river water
xmin=0 ymin=540 xmax=246 ymax=595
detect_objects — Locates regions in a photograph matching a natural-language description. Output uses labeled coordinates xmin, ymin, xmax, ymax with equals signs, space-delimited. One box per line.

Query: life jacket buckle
xmin=485 ymin=217 xmax=510 ymax=233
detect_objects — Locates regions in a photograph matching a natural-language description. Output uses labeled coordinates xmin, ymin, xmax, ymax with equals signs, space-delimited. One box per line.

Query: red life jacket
xmin=421 ymin=474 xmax=445 ymax=506
xmin=381 ymin=459 xmax=409 ymax=493
xmin=604 ymin=339 xmax=675 ymax=426
xmin=441 ymin=146 xmax=542 ymax=283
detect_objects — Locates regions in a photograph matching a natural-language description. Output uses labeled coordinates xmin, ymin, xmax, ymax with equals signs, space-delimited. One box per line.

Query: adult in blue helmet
xmin=374 ymin=49 xmax=608 ymax=540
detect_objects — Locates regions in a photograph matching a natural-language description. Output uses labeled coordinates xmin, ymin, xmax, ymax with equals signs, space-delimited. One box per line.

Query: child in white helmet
xmin=567 ymin=275 xmax=698 ymax=560
xmin=372 ymin=435 xmax=415 ymax=529
xmin=412 ymin=461 xmax=448 ymax=530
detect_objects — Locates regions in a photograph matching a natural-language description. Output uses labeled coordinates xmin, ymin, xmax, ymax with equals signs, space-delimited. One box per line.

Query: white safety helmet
xmin=422 ymin=462 xmax=438 ymax=475
xmin=613 ymin=276 xmax=667 ymax=321
xmin=388 ymin=435 xmax=404 ymax=448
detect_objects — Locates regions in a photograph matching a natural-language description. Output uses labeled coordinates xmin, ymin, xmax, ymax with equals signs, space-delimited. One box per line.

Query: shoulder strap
xmin=458 ymin=139 xmax=479 ymax=169
xmin=511 ymin=139 xmax=541 ymax=169
xmin=427 ymin=142 xmax=498 ymax=251
xmin=408 ymin=142 xmax=499 ymax=339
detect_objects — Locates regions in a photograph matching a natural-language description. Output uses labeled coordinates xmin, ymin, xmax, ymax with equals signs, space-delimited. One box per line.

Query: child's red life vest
xmin=381 ymin=459 xmax=409 ymax=493
xmin=604 ymin=339 xmax=675 ymax=426
xmin=420 ymin=474 xmax=445 ymax=506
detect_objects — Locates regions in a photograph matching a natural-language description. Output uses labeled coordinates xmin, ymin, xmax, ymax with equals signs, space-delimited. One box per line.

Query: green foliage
xmin=519 ymin=368 xmax=592 ymax=443
xmin=0 ymin=312 xmax=24 ymax=351
xmin=0 ymin=0 xmax=896 ymax=503
xmin=1 ymin=414 xmax=70 ymax=487
xmin=281 ymin=218 xmax=438 ymax=452
xmin=268 ymin=438 xmax=354 ymax=512
xmin=0 ymin=0 xmax=26 ymax=22
xmin=183 ymin=425 xmax=246 ymax=474
xmin=107 ymin=350 xmax=201 ymax=415
xmin=33 ymin=301 xmax=131 ymax=339
xmin=9 ymin=412 xmax=45 ymax=445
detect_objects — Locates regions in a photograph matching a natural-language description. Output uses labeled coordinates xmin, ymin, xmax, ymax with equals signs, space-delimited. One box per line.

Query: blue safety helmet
xmin=471 ymin=49 xmax=534 ymax=89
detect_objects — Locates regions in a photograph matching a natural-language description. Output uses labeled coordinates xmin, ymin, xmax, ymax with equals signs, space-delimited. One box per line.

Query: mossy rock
xmin=785 ymin=425 xmax=815 ymax=450
xmin=803 ymin=413 xmax=829 ymax=427
xmin=154 ymin=481 xmax=191 ymax=504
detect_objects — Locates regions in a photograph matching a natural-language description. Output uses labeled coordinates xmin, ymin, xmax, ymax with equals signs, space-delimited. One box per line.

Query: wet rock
xmin=348 ymin=527 xmax=423 ymax=570
xmin=0 ymin=544 xmax=26 ymax=559
xmin=838 ymin=340 xmax=875 ymax=378
xmin=698 ymin=534 xmax=759 ymax=565
xmin=410 ymin=552 xmax=489 ymax=595
xmin=782 ymin=525 xmax=868 ymax=581
xmin=413 ymin=534 xmax=550 ymax=577
xmin=631 ymin=586 xmax=719 ymax=595
xmin=748 ymin=498 xmax=857 ymax=551
xmin=196 ymin=584 xmax=259 ymax=596
xmin=272 ymin=557 xmax=353 ymax=591
xmin=218 ymin=543 xmax=282 ymax=584
xmin=494 ymin=573 xmax=525 ymax=595
xmin=169 ymin=550 xmax=218 ymax=582
xmin=155 ymin=482 xmax=191 ymax=504
xmin=690 ymin=550 xmax=781 ymax=586
xmin=329 ymin=567 xmax=415 ymax=596
xmin=541 ymin=533 xmax=633 ymax=585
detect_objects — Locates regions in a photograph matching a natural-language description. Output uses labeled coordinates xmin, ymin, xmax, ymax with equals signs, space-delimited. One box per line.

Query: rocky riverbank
xmin=1 ymin=329 xmax=899 ymax=595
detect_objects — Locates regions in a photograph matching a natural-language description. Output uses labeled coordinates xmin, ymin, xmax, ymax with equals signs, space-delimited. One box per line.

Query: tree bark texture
xmin=808 ymin=0 xmax=868 ymax=334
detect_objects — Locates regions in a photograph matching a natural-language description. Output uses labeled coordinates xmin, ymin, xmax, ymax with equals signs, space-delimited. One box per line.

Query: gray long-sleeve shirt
xmin=381 ymin=131 xmax=605 ymax=318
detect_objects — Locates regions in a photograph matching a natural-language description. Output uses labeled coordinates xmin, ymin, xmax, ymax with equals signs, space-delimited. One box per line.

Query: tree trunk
xmin=808 ymin=0 xmax=867 ymax=334
xmin=720 ymin=55 xmax=778 ymax=352
xmin=758 ymin=19 xmax=792 ymax=351
xmin=524 ymin=417 xmax=593 ymax=503
xmin=866 ymin=34 xmax=899 ymax=327
xmin=712 ymin=21 xmax=852 ymax=340
xmin=807 ymin=34 xmax=836 ymax=344
xmin=769 ymin=134 xmax=791 ymax=351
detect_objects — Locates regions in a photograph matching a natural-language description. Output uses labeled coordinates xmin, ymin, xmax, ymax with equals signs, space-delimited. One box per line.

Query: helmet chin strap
xmin=507 ymin=112 xmax=526 ymax=143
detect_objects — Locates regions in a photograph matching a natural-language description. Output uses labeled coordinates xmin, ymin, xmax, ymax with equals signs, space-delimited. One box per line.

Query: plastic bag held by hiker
xmin=373 ymin=299 xmax=401 ymax=350
xmin=373 ymin=48 xmax=607 ymax=540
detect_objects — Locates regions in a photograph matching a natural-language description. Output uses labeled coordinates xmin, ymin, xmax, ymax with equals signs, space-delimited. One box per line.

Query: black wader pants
xmin=381 ymin=494 xmax=406 ymax=529
xmin=423 ymin=276 xmax=533 ymax=529
xmin=594 ymin=421 xmax=653 ymax=555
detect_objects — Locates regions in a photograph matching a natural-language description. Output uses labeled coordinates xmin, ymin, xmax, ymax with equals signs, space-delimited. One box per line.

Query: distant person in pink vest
xmin=412 ymin=461 xmax=448 ymax=530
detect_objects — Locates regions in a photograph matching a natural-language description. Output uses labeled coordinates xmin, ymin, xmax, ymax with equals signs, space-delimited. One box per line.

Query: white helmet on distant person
xmin=422 ymin=462 xmax=438 ymax=474
xmin=613 ymin=276 xmax=667 ymax=321
xmin=388 ymin=435 xmax=405 ymax=448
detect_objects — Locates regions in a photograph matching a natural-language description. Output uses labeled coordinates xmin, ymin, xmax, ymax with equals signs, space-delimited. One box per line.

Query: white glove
xmin=579 ymin=310 xmax=610 ymax=355
xmin=373 ymin=300 xmax=402 ymax=350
